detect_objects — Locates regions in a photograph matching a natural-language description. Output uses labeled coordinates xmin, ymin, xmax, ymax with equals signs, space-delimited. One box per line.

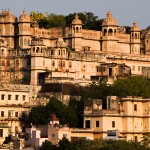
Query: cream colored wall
xmin=0 ymin=91 xmax=29 ymax=105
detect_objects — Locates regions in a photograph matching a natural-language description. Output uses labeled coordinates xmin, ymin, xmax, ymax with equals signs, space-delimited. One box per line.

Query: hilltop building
xmin=0 ymin=9 xmax=149 ymax=86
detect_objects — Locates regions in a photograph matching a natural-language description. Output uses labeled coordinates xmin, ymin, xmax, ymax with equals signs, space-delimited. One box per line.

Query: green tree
xmin=65 ymin=12 xmax=103 ymax=30
xmin=30 ymin=11 xmax=45 ymax=22
xmin=28 ymin=97 xmax=78 ymax=127
xmin=28 ymin=105 xmax=47 ymax=125
xmin=57 ymin=137 xmax=71 ymax=150
xmin=39 ymin=13 xmax=66 ymax=28
xmin=113 ymin=76 xmax=150 ymax=98
xmin=40 ymin=140 xmax=56 ymax=150
xmin=141 ymin=133 xmax=150 ymax=148
xmin=99 ymin=139 xmax=149 ymax=150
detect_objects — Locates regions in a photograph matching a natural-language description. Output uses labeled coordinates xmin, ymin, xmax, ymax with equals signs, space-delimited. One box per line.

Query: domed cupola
xmin=102 ymin=10 xmax=118 ymax=27
xmin=71 ymin=15 xmax=82 ymax=25
xmin=131 ymin=22 xmax=140 ymax=31
xmin=19 ymin=9 xmax=30 ymax=22
xmin=4 ymin=10 xmax=17 ymax=23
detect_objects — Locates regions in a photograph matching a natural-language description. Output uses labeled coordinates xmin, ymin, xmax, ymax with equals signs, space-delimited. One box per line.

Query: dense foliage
xmin=40 ymin=138 xmax=150 ymax=150
xmin=30 ymin=11 xmax=103 ymax=30
xmin=90 ymin=76 xmax=150 ymax=108
xmin=28 ymin=97 xmax=78 ymax=127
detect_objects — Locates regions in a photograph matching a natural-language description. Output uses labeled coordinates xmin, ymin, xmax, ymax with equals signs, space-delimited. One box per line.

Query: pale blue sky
xmin=0 ymin=0 xmax=149 ymax=29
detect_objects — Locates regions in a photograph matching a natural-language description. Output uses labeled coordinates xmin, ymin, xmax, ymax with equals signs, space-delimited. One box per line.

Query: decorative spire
xmin=133 ymin=21 xmax=137 ymax=27
xmin=75 ymin=14 xmax=79 ymax=20
xmin=23 ymin=8 xmax=27 ymax=15
xmin=107 ymin=10 xmax=112 ymax=18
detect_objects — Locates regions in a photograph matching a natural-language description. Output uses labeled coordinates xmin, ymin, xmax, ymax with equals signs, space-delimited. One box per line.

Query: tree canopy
xmin=30 ymin=11 xmax=103 ymax=30
xmin=40 ymin=138 xmax=150 ymax=150
xmin=28 ymin=97 xmax=78 ymax=127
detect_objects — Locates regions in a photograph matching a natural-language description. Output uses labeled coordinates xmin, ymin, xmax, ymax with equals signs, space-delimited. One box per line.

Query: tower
xmin=30 ymin=37 xmax=47 ymax=85
xmin=0 ymin=9 xmax=17 ymax=49
xmin=130 ymin=22 xmax=140 ymax=55
xmin=18 ymin=9 xmax=31 ymax=50
xmin=71 ymin=15 xmax=82 ymax=51
xmin=101 ymin=10 xmax=118 ymax=52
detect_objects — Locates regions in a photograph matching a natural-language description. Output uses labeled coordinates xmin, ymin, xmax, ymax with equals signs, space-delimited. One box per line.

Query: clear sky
xmin=0 ymin=0 xmax=149 ymax=29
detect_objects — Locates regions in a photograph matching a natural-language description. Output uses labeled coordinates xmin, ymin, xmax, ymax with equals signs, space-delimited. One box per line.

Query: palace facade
xmin=0 ymin=9 xmax=149 ymax=86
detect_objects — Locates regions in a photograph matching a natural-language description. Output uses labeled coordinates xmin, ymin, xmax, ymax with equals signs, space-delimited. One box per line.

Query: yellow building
xmin=83 ymin=96 xmax=150 ymax=142
xmin=0 ymin=84 xmax=41 ymax=145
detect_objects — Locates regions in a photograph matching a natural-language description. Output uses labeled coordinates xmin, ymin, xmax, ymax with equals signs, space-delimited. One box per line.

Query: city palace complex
xmin=0 ymin=8 xmax=150 ymax=149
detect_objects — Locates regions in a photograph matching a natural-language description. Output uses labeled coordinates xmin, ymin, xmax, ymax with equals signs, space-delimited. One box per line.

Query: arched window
xmin=24 ymin=38 xmax=27 ymax=46
xmin=7 ymin=60 xmax=10 ymax=66
xmin=63 ymin=61 xmax=65 ymax=67
xmin=80 ymin=27 xmax=82 ymax=33
xmin=131 ymin=33 xmax=134 ymax=39
xmin=20 ymin=38 xmax=23 ymax=46
xmin=36 ymin=47 xmax=39 ymax=53
xmin=108 ymin=29 xmax=113 ymax=36
xmin=103 ymin=29 xmax=107 ymax=36
xmin=1 ymin=49 xmax=4 ymax=55
xmin=138 ymin=33 xmax=140 ymax=39
xmin=135 ymin=33 xmax=137 ymax=39
xmin=114 ymin=29 xmax=116 ymax=36
xmin=33 ymin=47 xmax=35 ymax=53
xmin=63 ymin=50 xmax=65 ymax=56
xmin=52 ymin=60 xmax=55 ymax=66
xmin=59 ymin=61 xmax=61 ymax=67
xmin=76 ymin=27 xmax=79 ymax=33
xmin=69 ymin=61 xmax=72 ymax=68
xmin=73 ymin=27 xmax=75 ymax=33
xmin=132 ymin=65 xmax=135 ymax=71
xmin=59 ymin=50 xmax=61 ymax=55
xmin=16 ymin=60 xmax=19 ymax=66
xmin=2 ymin=60 xmax=5 ymax=66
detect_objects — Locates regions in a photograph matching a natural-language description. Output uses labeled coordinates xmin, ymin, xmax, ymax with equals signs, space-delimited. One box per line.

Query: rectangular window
xmin=109 ymin=68 xmax=112 ymax=76
xmin=0 ymin=129 xmax=3 ymax=137
xmin=132 ymin=65 xmax=135 ymax=71
xmin=51 ymin=133 xmax=55 ymax=139
xmin=15 ymin=112 xmax=18 ymax=117
xmin=15 ymin=95 xmax=19 ymax=100
xmin=8 ymin=95 xmax=11 ymax=100
xmin=1 ymin=94 xmax=5 ymax=100
xmin=134 ymin=104 xmax=137 ymax=111
xmin=23 ymin=95 xmax=26 ymax=101
xmin=134 ymin=136 xmax=138 ymax=142
xmin=96 ymin=121 xmax=99 ymax=128
xmin=85 ymin=120 xmax=90 ymax=128
xmin=1 ymin=111 xmax=4 ymax=117
xmin=15 ymin=126 xmax=18 ymax=133
xmin=138 ymin=66 xmax=140 ymax=71
xmin=112 ymin=121 xmax=115 ymax=128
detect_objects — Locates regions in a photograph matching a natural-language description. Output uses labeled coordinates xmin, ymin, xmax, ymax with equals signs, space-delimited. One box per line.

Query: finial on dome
xmin=107 ymin=10 xmax=112 ymax=18
xmin=75 ymin=14 xmax=79 ymax=20
xmin=133 ymin=21 xmax=137 ymax=27
xmin=23 ymin=8 xmax=27 ymax=15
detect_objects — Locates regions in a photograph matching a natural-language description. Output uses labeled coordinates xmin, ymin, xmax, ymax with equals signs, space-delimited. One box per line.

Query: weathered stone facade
xmin=0 ymin=9 xmax=150 ymax=85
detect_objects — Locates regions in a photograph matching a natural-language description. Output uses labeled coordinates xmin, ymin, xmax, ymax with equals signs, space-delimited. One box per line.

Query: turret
xmin=18 ymin=9 xmax=31 ymax=50
xmin=30 ymin=37 xmax=47 ymax=85
xmin=130 ymin=22 xmax=140 ymax=54
xmin=101 ymin=10 xmax=118 ymax=52
xmin=71 ymin=15 xmax=82 ymax=51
